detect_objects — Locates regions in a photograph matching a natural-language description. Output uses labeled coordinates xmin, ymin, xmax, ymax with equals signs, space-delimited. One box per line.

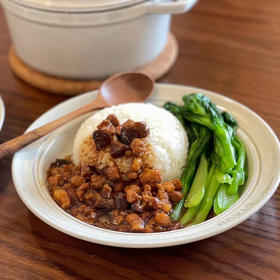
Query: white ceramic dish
xmin=1 ymin=0 xmax=196 ymax=79
xmin=12 ymin=84 xmax=280 ymax=248
xmin=0 ymin=96 xmax=5 ymax=131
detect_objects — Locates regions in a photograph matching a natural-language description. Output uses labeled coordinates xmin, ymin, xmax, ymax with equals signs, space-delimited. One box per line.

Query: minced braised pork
xmin=47 ymin=115 xmax=183 ymax=232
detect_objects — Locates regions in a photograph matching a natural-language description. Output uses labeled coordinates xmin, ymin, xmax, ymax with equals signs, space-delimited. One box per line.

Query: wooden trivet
xmin=9 ymin=33 xmax=178 ymax=96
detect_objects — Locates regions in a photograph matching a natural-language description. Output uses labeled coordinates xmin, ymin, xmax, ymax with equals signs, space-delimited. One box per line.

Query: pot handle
xmin=146 ymin=0 xmax=197 ymax=14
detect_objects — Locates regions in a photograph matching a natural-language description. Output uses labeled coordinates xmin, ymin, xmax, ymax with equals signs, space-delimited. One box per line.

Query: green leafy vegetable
xmin=180 ymin=125 xmax=212 ymax=195
xmin=214 ymin=184 xmax=239 ymax=215
xmin=164 ymin=93 xmax=247 ymax=224
xmin=181 ymin=94 xmax=236 ymax=173
xmin=192 ymin=165 xmax=230 ymax=224
xmin=228 ymin=136 xmax=246 ymax=194
xmin=170 ymin=125 xmax=211 ymax=220
xmin=184 ymin=153 xmax=209 ymax=208
xmin=180 ymin=205 xmax=200 ymax=226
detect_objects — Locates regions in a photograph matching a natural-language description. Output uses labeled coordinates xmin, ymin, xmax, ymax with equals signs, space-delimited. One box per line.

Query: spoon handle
xmin=0 ymin=95 xmax=107 ymax=159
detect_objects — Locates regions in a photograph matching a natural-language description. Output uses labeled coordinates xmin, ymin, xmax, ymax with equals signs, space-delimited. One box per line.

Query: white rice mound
xmin=73 ymin=103 xmax=188 ymax=181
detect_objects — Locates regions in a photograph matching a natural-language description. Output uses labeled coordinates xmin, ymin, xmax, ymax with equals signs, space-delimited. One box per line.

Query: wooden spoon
xmin=0 ymin=72 xmax=154 ymax=159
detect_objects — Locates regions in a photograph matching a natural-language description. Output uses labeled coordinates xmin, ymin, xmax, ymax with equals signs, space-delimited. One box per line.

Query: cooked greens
xmin=164 ymin=93 xmax=247 ymax=225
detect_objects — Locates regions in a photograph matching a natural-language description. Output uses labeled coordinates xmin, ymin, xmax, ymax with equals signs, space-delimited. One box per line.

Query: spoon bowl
xmin=0 ymin=72 xmax=154 ymax=159
xmin=101 ymin=72 xmax=154 ymax=105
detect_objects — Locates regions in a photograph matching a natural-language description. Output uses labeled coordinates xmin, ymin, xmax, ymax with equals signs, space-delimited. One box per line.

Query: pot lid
xmin=10 ymin=0 xmax=149 ymax=12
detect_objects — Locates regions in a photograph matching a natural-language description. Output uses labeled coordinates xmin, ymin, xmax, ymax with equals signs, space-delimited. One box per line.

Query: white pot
xmin=1 ymin=0 xmax=197 ymax=79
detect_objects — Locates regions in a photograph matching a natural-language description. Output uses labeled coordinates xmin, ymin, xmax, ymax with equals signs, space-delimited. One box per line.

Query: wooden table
xmin=0 ymin=0 xmax=279 ymax=279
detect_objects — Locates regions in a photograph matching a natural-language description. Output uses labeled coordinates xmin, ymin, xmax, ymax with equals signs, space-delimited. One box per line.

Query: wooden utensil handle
xmin=0 ymin=97 xmax=106 ymax=159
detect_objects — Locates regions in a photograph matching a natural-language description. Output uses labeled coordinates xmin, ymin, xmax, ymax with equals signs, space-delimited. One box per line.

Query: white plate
xmin=0 ymin=96 xmax=5 ymax=131
xmin=12 ymin=84 xmax=280 ymax=248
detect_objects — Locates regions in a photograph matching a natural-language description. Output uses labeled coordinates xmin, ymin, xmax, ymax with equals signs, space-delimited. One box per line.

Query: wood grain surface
xmin=0 ymin=0 xmax=279 ymax=279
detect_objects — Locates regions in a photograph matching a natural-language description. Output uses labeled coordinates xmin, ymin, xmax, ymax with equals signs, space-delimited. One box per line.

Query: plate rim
xmin=0 ymin=96 xmax=5 ymax=131
xmin=12 ymin=83 xmax=280 ymax=248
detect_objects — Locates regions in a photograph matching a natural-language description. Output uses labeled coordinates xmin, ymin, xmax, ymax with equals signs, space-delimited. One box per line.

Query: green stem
xmin=184 ymin=153 xmax=209 ymax=208
xmin=193 ymin=166 xmax=221 ymax=224
xmin=180 ymin=206 xmax=199 ymax=225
